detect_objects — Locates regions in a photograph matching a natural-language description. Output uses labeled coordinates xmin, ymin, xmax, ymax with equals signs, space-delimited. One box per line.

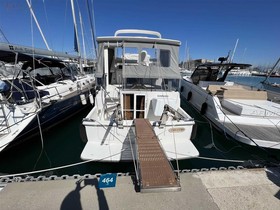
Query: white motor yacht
xmin=180 ymin=60 xmax=280 ymax=149
xmin=80 ymin=29 xmax=199 ymax=162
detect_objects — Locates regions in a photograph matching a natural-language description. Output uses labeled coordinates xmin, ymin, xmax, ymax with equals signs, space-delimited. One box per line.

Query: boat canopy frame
xmin=95 ymin=39 xmax=181 ymax=85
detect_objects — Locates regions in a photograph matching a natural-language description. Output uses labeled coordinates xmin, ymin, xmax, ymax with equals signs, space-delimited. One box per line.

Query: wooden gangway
xmin=134 ymin=118 xmax=180 ymax=193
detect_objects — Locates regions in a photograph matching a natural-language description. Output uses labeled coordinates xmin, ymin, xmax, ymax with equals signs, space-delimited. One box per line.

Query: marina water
xmin=0 ymin=76 xmax=279 ymax=177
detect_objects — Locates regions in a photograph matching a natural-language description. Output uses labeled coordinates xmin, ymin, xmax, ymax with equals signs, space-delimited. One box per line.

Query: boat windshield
xmin=191 ymin=66 xmax=219 ymax=85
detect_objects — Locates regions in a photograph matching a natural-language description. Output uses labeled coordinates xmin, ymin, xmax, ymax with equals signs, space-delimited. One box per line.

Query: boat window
xmin=33 ymin=67 xmax=55 ymax=76
xmin=51 ymin=67 xmax=61 ymax=73
xmin=114 ymin=46 xmax=170 ymax=68
xmin=122 ymin=94 xmax=145 ymax=119
xmin=65 ymin=64 xmax=79 ymax=77
xmin=210 ymin=69 xmax=219 ymax=81
xmin=141 ymin=48 xmax=157 ymax=66
xmin=162 ymin=79 xmax=179 ymax=91
xmin=124 ymin=78 xmax=179 ymax=91
xmin=0 ymin=62 xmax=21 ymax=77
xmin=191 ymin=68 xmax=210 ymax=85
xmin=115 ymin=47 xmax=139 ymax=65
xmin=61 ymin=67 xmax=70 ymax=76
xmin=123 ymin=94 xmax=134 ymax=120
xmin=136 ymin=95 xmax=145 ymax=118
xmin=191 ymin=66 xmax=221 ymax=84
xmin=159 ymin=50 xmax=170 ymax=67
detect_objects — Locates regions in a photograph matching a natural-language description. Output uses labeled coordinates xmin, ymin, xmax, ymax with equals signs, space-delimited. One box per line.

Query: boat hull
xmin=81 ymin=118 xmax=198 ymax=162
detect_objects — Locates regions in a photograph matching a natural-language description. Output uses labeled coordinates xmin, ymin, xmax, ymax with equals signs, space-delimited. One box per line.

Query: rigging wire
xmin=128 ymin=128 xmax=139 ymax=185
xmin=0 ymin=27 xmax=9 ymax=43
xmin=26 ymin=0 xmax=51 ymax=50
xmin=62 ymin=0 xmax=69 ymax=52
xmin=42 ymin=0 xmax=53 ymax=51
xmin=262 ymin=57 xmax=280 ymax=83
xmin=28 ymin=0 xmax=52 ymax=170
xmin=170 ymin=119 xmax=180 ymax=178
xmin=196 ymin=118 xmax=243 ymax=154
xmin=32 ymin=113 xmax=52 ymax=170
xmin=0 ymin=151 xmax=124 ymax=178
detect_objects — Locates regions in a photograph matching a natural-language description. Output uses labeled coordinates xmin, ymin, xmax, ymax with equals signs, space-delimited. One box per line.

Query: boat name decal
xmin=168 ymin=127 xmax=185 ymax=133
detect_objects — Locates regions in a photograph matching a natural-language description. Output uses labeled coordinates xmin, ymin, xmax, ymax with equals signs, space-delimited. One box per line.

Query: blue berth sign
xmin=98 ymin=173 xmax=117 ymax=188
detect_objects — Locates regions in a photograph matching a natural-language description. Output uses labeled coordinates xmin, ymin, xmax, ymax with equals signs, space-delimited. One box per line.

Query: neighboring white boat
xmin=262 ymin=82 xmax=280 ymax=102
xmin=80 ymin=29 xmax=199 ymax=162
xmin=261 ymin=57 xmax=280 ymax=102
xmin=180 ymin=68 xmax=193 ymax=78
xmin=180 ymin=61 xmax=280 ymax=150
xmin=0 ymin=43 xmax=95 ymax=152
xmin=227 ymin=68 xmax=252 ymax=76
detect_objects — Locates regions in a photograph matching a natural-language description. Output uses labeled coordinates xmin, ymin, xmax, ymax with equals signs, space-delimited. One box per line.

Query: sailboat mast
xmin=79 ymin=11 xmax=87 ymax=65
xmin=70 ymin=0 xmax=82 ymax=70
xmin=25 ymin=0 xmax=51 ymax=51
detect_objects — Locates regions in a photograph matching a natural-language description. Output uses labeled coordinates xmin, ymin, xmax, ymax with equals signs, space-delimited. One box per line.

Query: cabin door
xmin=123 ymin=94 xmax=145 ymax=120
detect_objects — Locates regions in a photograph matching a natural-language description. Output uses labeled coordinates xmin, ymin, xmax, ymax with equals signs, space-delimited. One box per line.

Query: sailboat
xmin=0 ymin=0 xmax=96 ymax=152
xmin=0 ymin=43 xmax=95 ymax=152
xmin=80 ymin=29 xmax=199 ymax=162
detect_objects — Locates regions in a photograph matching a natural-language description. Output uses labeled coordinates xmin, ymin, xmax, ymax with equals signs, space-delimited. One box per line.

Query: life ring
xmin=200 ymin=102 xmax=208 ymax=115
xmin=187 ymin=91 xmax=192 ymax=101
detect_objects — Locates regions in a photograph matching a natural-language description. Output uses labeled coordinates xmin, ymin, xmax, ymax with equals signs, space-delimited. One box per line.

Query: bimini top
xmin=96 ymin=29 xmax=181 ymax=46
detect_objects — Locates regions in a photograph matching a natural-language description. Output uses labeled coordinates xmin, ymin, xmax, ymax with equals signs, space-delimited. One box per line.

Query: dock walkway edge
xmin=0 ymin=167 xmax=280 ymax=210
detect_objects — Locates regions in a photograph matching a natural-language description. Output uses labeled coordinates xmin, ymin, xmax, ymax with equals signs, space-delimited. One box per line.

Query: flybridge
xmin=0 ymin=42 xmax=80 ymax=60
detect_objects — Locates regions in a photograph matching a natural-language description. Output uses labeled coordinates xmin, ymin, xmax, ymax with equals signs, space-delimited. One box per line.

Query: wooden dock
xmin=134 ymin=118 xmax=180 ymax=193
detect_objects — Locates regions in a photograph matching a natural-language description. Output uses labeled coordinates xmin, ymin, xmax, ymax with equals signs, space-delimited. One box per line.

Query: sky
xmin=0 ymin=0 xmax=279 ymax=67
